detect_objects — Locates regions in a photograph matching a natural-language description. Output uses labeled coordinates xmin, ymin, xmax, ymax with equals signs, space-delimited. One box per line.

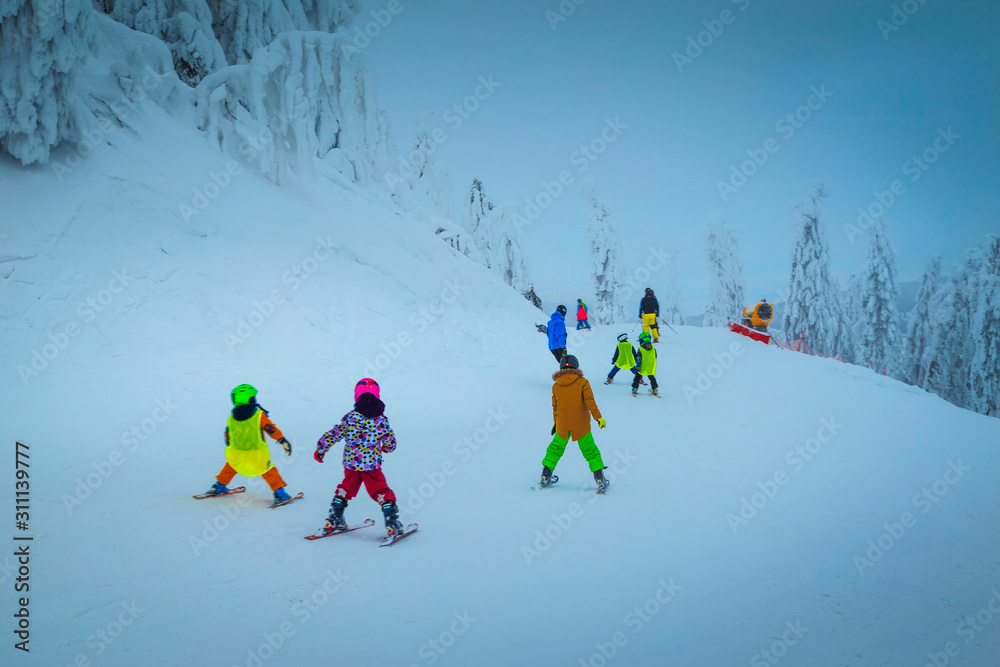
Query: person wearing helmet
xmin=639 ymin=288 xmax=660 ymax=343
xmin=203 ymin=384 xmax=297 ymax=504
xmin=632 ymin=333 xmax=659 ymax=397
xmin=540 ymin=355 xmax=610 ymax=493
xmin=547 ymin=305 xmax=569 ymax=364
xmin=605 ymin=332 xmax=644 ymax=385
xmin=575 ymin=299 xmax=591 ymax=330
xmin=742 ymin=299 xmax=774 ymax=332
xmin=313 ymin=378 xmax=407 ymax=538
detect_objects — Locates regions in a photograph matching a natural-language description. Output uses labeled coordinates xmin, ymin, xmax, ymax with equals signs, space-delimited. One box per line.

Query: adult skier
xmin=202 ymin=384 xmax=297 ymax=504
xmin=540 ymin=355 xmax=609 ymax=493
xmin=547 ymin=305 xmax=568 ymax=364
xmin=639 ymin=288 xmax=660 ymax=342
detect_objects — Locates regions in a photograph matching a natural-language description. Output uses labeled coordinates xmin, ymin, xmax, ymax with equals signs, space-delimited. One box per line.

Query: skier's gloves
xmin=313 ymin=449 xmax=325 ymax=463
xmin=551 ymin=423 xmax=556 ymax=436
xmin=279 ymin=437 xmax=292 ymax=455
xmin=598 ymin=418 xmax=607 ymax=429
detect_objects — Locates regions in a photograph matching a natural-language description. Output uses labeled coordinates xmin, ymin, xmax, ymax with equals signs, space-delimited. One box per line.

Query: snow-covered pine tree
xmin=464 ymin=178 xmax=494 ymax=242
xmin=703 ymin=220 xmax=744 ymax=327
xmin=839 ymin=272 xmax=863 ymax=365
xmin=209 ymin=0 xmax=296 ymax=66
xmin=284 ymin=0 xmax=360 ymax=33
xmin=923 ymin=247 xmax=984 ymax=407
xmin=584 ymin=186 xmax=628 ymax=324
xmin=856 ymin=219 xmax=903 ymax=376
xmin=460 ymin=179 xmax=534 ymax=296
xmin=969 ymin=235 xmax=1000 ymax=417
xmin=658 ymin=251 xmax=684 ymax=325
xmin=408 ymin=125 xmax=455 ymax=221
xmin=782 ymin=182 xmax=845 ymax=356
xmin=110 ymin=0 xmax=227 ymax=86
xmin=0 ymin=0 xmax=92 ymax=164
xmin=905 ymin=255 xmax=942 ymax=386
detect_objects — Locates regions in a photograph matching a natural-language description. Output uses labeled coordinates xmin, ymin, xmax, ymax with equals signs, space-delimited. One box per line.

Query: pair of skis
xmin=192 ymin=486 xmax=305 ymax=508
xmin=305 ymin=519 xmax=419 ymax=547
xmin=533 ymin=475 xmax=608 ymax=494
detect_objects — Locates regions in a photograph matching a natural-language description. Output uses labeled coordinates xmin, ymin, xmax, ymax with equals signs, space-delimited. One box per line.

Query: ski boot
xmin=381 ymin=501 xmax=404 ymax=537
xmin=205 ymin=481 xmax=229 ymax=496
xmin=323 ymin=497 xmax=348 ymax=535
xmin=604 ymin=377 xmax=613 ymax=385
xmin=539 ymin=465 xmax=558 ymax=488
xmin=649 ymin=389 xmax=660 ymax=397
xmin=594 ymin=469 xmax=609 ymax=493
xmin=273 ymin=487 xmax=291 ymax=503
xmin=632 ymin=388 xmax=638 ymax=397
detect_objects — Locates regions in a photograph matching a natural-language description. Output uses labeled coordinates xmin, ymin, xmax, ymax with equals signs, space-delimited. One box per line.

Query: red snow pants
xmin=335 ymin=468 xmax=397 ymax=504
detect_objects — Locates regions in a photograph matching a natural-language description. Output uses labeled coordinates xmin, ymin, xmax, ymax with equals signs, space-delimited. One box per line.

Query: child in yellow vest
xmin=203 ymin=384 xmax=297 ymax=504
xmin=631 ymin=333 xmax=659 ymax=397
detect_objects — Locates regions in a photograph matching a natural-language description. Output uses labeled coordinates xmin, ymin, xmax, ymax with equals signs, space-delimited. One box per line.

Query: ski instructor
xmin=547 ymin=305 xmax=568 ymax=364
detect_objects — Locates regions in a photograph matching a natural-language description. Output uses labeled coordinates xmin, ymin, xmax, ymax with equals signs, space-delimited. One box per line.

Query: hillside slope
xmin=1 ymin=103 xmax=999 ymax=667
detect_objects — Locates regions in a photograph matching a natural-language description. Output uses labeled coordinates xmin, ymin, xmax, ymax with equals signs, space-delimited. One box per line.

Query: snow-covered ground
xmin=2 ymin=95 xmax=1000 ymax=667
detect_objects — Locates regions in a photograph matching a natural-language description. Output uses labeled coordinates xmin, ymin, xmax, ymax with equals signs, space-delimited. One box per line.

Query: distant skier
xmin=540 ymin=355 xmax=609 ymax=493
xmin=605 ymin=332 xmax=643 ymax=385
xmin=313 ymin=378 xmax=405 ymax=538
xmin=632 ymin=333 xmax=659 ymax=397
xmin=639 ymin=288 xmax=660 ymax=343
xmin=202 ymin=384 xmax=296 ymax=504
xmin=742 ymin=299 xmax=774 ymax=332
xmin=575 ymin=299 xmax=591 ymax=330
xmin=547 ymin=305 xmax=568 ymax=364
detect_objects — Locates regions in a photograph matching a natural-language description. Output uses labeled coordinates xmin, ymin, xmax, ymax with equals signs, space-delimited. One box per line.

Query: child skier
xmin=313 ymin=378 xmax=405 ymax=537
xmin=203 ymin=384 xmax=296 ymax=503
xmin=605 ymin=332 xmax=644 ymax=385
xmin=576 ymin=299 xmax=591 ymax=330
xmin=540 ymin=355 xmax=609 ymax=492
xmin=632 ymin=333 xmax=659 ymax=397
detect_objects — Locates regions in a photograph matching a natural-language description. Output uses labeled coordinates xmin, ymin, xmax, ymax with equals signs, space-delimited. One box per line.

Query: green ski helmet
xmin=638 ymin=332 xmax=652 ymax=345
xmin=231 ymin=383 xmax=258 ymax=406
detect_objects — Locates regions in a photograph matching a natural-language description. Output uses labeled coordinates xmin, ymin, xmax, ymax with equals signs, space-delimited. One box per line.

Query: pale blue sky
xmin=361 ymin=0 xmax=999 ymax=315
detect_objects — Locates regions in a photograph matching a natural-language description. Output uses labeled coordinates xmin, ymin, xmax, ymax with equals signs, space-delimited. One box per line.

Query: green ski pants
xmin=543 ymin=431 xmax=605 ymax=473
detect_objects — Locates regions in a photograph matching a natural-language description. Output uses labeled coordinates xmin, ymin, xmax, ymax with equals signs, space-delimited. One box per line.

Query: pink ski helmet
xmin=355 ymin=378 xmax=380 ymax=402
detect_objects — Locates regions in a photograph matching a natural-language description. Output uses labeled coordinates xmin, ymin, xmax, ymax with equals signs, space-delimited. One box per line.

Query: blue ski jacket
xmin=547 ymin=311 xmax=567 ymax=350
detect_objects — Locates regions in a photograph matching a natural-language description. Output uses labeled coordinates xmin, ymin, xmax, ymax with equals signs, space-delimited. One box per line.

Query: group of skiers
xmin=202 ymin=379 xmax=406 ymax=539
xmin=540 ymin=287 xmax=665 ymax=492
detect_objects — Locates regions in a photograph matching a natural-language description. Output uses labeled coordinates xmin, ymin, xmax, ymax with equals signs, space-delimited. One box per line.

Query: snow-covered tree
xmin=905 ymin=255 xmax=942 ymax=387
xmin=839 ymin=272 xmax=863 ymax=364
xmin=284 ymin=0 xmax=359 ymax=33
xmin=195 ymin=31 xmax=396 ymax=187
xmin=584 ymin=186 xmax=628 ymax=324
xmin=463 ymin=178 xmax=494 ymax=240
xmin=0 ymin=0 xmax=92 ymax=164
xmin=923 ymin=248 xmax=983 ymax=407
xmin=782 ymin=182 xmax=845 ymax=357
xmin=856 ymin=219 xmax=903 ymax=377
xmin=969 ymin=235 xmax=1000 ymax=416
xmin=460 ymin=179 xmax=534 ymax=296
xmin=209 ymin=0 xmax=296 ymax=66
xmin=703 ymin=220 xmax=744 ymax=327
xmin=407 ymin=124 xmax=455 ymax=221
xmin=111 ymin=0 xmax=226 ymax=86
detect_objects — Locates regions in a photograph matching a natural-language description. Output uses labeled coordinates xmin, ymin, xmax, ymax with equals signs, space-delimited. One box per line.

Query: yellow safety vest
xmin=637 ymin=346 xmax=657 ymax=375
xmin=615 ymin=341 xmax=636 ymax=369
xmin=225 ymin=410 xmax=272 ymax=477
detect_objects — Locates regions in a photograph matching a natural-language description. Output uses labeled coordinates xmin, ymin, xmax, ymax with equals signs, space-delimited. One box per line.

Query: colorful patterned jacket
xmin=316 ymin=394 xmax=397 ymax=471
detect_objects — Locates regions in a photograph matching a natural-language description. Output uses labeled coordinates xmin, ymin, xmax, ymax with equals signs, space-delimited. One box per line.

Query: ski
xmin=597 ymin=480 xmax=610 ymax=495
xmin=304 ymin=518 xmax=376 ymax=540
xmin=268 ymin=491 xmax=304 ymax=509
xmin=380 ymin=523 xmax=419 ymax=547
xmin=192 ymin=486 xmax=246 ymax=500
